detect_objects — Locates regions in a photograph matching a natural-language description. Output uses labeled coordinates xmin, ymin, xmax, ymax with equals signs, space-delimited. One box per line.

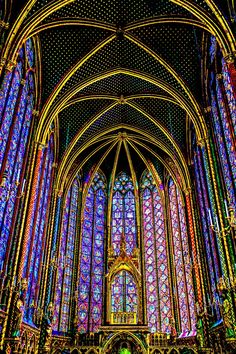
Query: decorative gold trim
xmin=57 ymin=101 xmax=118 ymax=189
xmin=127 ymin=100 xmax=187 ymax=173
xmin=0 ymin=20 xmax=9 ymax=29
xmin=107 ymin=140 xmax=122 ymax=250
xmin=123 ymin=139 xmax=141 ymax=229
xmin=30 ymin=18 xmax=116 ymax=37
xmin=36 ymin=34 xmax=116 ymax=141
xmin=170 ymin=0 xmax=235 ymax=56
xmin=125 ymin=16 xmax=209 ymax=31
xmin=57 ymin=125 xmax=191 ymax=195
xmin=80 ymin=140 xmax=118 ymax=215
xmin=0 ymin=0 xmax=38 ymax=74
xmin=128 ymin=138 xmax=185 ymax=193
xmin=125 ymin=32 xmax=205 ymax=133
xmin=37 ymin=68 xmax=205 ymax=145
xmin=4 ymin=0 xmax=76 ymax=65
xmin=63 ymin=137 xmax=116 ymax=196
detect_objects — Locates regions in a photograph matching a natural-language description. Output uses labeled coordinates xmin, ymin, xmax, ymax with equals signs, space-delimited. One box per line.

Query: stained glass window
xmin=208 ymin=46 xmax=236 ymax=215
xmin=24 ymin=133 xmax=55 ymax=323
xmin=0 ymin=61 xmax=23 ymax=170
xmin=112 ymin=172 xmax=136 ymax=255
xmin=222 ymin=58 xmax=236 ymax=135
xmin=0 ymin=39 xmax=35 ymax=272
xmin=53 ymin=176 xmax=80 ymax=332
xmin=168 ymin=178 xmax=196 ymax=333
xmin=111 ymin=271 xmax=137 ymax=314
xmin=209 ymin=36 xmax=217 ymax=65
xmin=78 ymin=172 xmax=106 ymax=333
xmin=193 ymin=148 xmax=221 ymax=319
xmin=141 ymin=170 xmax=171 ymax=333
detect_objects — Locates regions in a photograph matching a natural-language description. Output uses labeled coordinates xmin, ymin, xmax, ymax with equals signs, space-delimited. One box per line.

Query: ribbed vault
xmin=2 ymin=0 xmax=235 ymax=193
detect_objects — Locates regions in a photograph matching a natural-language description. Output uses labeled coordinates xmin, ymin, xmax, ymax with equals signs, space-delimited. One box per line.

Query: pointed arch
xmin=53 ymin=175 xmax=80 ymax=332
xmin=0 ymin=38 xmax=36 ymax=274
xmin=78 ymin=171 xmax=106 ymax=333
xmin=141 ymin=170 xmax=172 ymax=333
xmin=168 ymin=178 xmax=196 ymax=333
xmin=111 ymin=172 xmax=137 ymax=256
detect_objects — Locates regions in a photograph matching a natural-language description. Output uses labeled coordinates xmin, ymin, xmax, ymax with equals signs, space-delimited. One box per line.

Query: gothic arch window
xmin=78 ymin=172 xmax=106 ymax=333
xmin=168 ymin=178 xmax=196 ymax=333
xmin=23 ymin=133 xmax=55 ymax=323
xmin=141 ymin=170 xmax=171 ymax=333
xmin=111 ymin=270 xmax=137 ymax=316
xmin=53 ymin=176 xmax=80 ymax=332
xmin=193 ymin=147 xmax=221 ymax=318
xmin=0 ymin=39 xmax=35 ymax=272
xmin=208 ymin=38 xmax=236 ymax=213
xmin=112 ymin=172 xmax=136 ymax=256
xmin=221 ymin=58 xmax=236 ymax=134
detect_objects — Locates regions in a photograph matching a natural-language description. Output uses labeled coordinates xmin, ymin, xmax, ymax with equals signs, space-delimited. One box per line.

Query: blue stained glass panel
xmin=112 ymin=173 xmax=136 ymax=255
xmin=0 ymin=61 xmax=23 ymax=170
xmin=78 ymin=172 xmax=106 ymax=333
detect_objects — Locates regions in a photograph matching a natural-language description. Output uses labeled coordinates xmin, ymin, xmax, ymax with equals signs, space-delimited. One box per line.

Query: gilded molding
xmin=170 ymin=0 xmax=235 ymax=57
xmin=125 ymin=32 xmax=206 ymax=135
xmin=204 ymin=106 xmax=212 ymax=113
xmin=224 ymin=52 xmax=236 ymax=63
xmin=33 ymin=109 xmax=40 ymax=116
xmin=0 ymin=20 xmax=9 ymax=29
xmin=5 ymin=60 xmax=16 ymax=72
xmin=37 ymin=68 xmax=205 ymax=145
xmin=118 ymin=94 xmax=127 ymax=104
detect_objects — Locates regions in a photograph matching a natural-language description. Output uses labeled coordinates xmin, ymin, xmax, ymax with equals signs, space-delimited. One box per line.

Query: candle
xmin=17 ymin=169 xmax=20 ymax=182
xmin=208 ymin=208 xmax=213 ymax=226
xmin=22 ymin=179 xmax=26 ymax=193
xmin=215 ymin=215 xmax=220 ymax=232
xmin=224 ymin=199 xmax=229 ymax=218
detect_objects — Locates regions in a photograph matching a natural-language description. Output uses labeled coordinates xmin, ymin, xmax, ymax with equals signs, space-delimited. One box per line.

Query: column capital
xmin=0 ymin=20 xmax=9 ymax=29
xmin=183 ymin=187 xmax=191 ymax=196
xmin=54 ymin=188 xmax=63 ymax=197
xmin=197 ymin=136 xmax=208 ymax=148
xmin=216 ymin=73 xmax=223 ymax=80
xmin=34 ymin=140 xmax=46 ymax=150
xmin=33 ymin=109 xmax=40 ymax=117
xmin=6 ymin=60 xmax=17 ymax=72
xmin=204 ymin=106 xmax=211 ymax=113
xmin=224 ymin=52 xmax=236 ymax=64
xmin=0 ymin=57 xmax=7 ymax=68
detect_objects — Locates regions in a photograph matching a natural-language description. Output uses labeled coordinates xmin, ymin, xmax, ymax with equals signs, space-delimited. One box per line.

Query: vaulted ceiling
xmin=4 ymin=0 xmax=234 ymax=189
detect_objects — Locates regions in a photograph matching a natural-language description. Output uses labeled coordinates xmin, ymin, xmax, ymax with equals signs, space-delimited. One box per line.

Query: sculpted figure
xmin=41 ymin=302 xmax=54 ymax=351
xmin=11 ymin=278 xmax=28 ymax=338
xmin=221 ymin=294 xmax=235 ymax=338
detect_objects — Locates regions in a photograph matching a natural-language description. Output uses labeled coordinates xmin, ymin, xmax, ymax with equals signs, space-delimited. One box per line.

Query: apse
xmin=0 ymin=1 xmax=236 ymax=353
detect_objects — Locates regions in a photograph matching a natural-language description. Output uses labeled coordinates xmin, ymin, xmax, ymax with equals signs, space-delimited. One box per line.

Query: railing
xmin=149 ymin=332 xmax=168 ymax=346
xmin=111 ymin=312 xmax=137 ymax=324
